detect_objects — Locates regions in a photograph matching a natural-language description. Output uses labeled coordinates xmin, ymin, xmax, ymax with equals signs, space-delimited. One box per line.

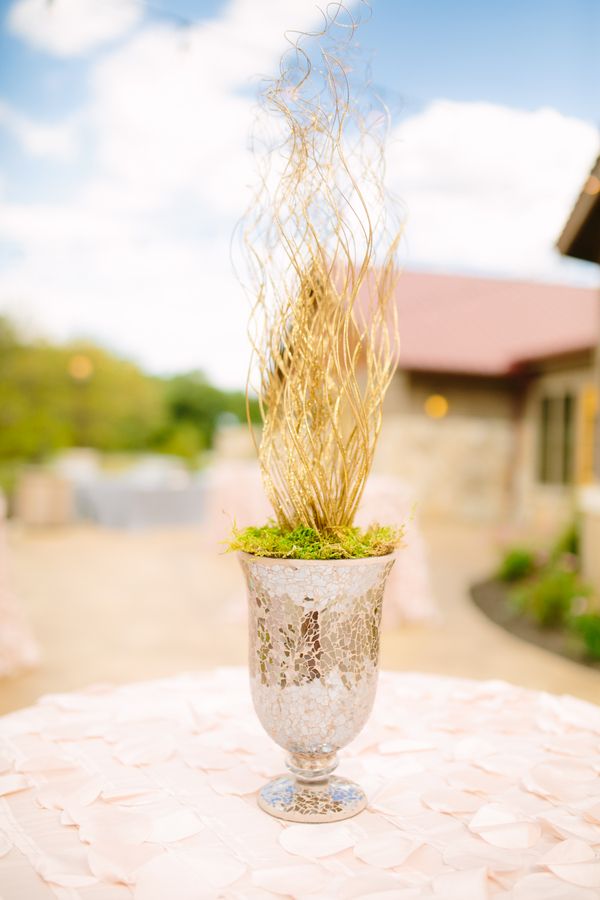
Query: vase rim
xmin=237 ymin=550 xmax=397 ymax=567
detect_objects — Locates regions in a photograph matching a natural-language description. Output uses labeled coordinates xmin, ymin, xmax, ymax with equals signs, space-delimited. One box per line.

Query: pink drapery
xmin=0 ymin=494 xmax=39 ymax=678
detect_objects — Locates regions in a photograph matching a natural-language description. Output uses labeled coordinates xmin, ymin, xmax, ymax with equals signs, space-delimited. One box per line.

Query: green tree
xmin=0 ymin=317 xmax=259 ymax=473
xmin=156 ymin=371 xmax=260 ymax=455
xmin=63 ymin=342 xmax=164 ymax=451
xmin=0 ymin=320 xmax=163 ymax=461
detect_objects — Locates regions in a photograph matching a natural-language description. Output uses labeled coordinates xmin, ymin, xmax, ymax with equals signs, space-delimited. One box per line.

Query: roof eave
xmin=400 ymin=342 xmax=596 ymax=379
xmin=557 ymin=156 xmax=600 ymax=264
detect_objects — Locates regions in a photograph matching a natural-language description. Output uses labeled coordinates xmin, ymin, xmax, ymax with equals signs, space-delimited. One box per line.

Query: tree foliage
xmin=0 ymin=316 xmax=258 ymax=468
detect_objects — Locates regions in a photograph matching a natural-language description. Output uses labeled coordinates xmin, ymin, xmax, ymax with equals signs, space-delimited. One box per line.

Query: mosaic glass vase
xmin=239 ymin=551 xmax=396 ymax=823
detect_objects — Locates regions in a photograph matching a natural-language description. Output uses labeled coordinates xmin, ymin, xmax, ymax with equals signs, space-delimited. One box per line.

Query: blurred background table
xmin=1 ymin=669 xmax=599 ymax=899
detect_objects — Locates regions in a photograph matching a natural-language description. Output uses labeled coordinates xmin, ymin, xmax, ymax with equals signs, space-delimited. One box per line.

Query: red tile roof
xmin=394 ymin=271 xmax=599 ymax=376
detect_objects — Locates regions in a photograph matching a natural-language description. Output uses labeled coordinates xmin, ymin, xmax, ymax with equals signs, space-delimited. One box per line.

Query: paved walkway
xmin=1 ymin=521 xmax=599 ymax=714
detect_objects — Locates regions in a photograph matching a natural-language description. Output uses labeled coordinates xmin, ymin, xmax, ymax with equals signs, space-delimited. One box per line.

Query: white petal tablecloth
xmin=1 ymin=669 xmax=600 ymax=899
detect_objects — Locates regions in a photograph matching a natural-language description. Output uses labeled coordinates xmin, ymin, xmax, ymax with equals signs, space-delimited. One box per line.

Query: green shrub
xmin=497 ymin=547 xmax=536 ymax=582
xmin=228 ymin=522 xmax=403 ymax=560
xmin=551 ymin=521 xmax=580 ymax=561
xmin=512 ymin=567 xmax=590 ymax=628
xmin=569 ymin=613 xmax=600 ymax=661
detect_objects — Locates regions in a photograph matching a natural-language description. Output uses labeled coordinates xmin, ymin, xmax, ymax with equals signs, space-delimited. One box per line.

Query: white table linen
xmin=1 ymin=669 xmax=600 ymax=898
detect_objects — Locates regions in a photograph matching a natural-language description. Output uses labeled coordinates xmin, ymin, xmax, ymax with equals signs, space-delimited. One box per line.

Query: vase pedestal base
xmin=257 ymin=775 xmax=367 ymax=823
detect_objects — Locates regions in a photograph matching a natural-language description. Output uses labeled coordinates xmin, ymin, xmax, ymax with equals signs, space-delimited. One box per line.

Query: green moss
xmin=228 ymin=521 xmax=403 ymax=560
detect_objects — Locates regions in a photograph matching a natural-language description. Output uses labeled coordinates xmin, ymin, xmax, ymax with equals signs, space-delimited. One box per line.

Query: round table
xmin=1 ymin=669 xmax=599 ymax=899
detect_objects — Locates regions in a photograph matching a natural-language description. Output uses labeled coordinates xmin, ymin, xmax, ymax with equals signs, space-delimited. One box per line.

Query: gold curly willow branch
xmin=240 ymin=2 xmax=403 ymax=531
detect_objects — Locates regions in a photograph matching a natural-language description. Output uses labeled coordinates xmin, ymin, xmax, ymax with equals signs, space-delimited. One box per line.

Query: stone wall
xmin=377 ymin=359 xmax=595 ymax=526
xmin=375 ymin=371 xmax=515 ymax=521
xmin=374 ymin=412 xmax=514 ymax=522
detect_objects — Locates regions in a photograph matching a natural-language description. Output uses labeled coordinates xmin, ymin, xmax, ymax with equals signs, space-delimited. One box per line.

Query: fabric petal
xmin=113 ymin=734 xmax=175 ymax=766
xmin=432 ymin=866 xmax=488 ymax=899
xmin=174 ymin=845 xmax=247 ymax=889
xmin=147 ymin=810 xmax=204 ymax=843
xmin=452 ymin=737 xmax=496 ymax=761
xmin=279 ymin=823 xmax=363 ymax=858
xmin=0 ymin=773 xmax=30 ymax=796
xmin=0 ymin=834 xmax=12 ymax=858
xmin=469 ymin=804 xmax=541 ymax=849
xmin=134 ymin=855 xmax=220 ymax=900
xmin=523 ymin=760 xmax=598 ymax=802
xmin=512 ymin=872 xmax=599 ymax=900
xmin=542 ymin=839 xmax=600 ymax=888
xmin=251 ymin=863 xmax=327 ymax=895
xmin=422 ymin=788 xmax=481 ymax=814
xmin=378 ymin=738 xmax=435 ymax=754
xmin=17 ymin=753 xmax=76 ymax=772
xmin=87 ymin=842 xmax=159 ymax=884
xmin=208 ymin=765 xmax=266 ymax=796
xmin=358 ymin=892 xmax=423 ymax=900
xmin=35 ymin=853 xmax=98 ymax=888
xmin=180 ymin=743 xmax=239 ymax=771
xmin=77 ymin=807 xmax=152 ymax=845
xmin=354 ymin=832 xmax=418 ymax=868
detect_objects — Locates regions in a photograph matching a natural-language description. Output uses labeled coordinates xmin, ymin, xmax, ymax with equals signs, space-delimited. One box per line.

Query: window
xmin=538 ymin=392 xmax=575 ymax=485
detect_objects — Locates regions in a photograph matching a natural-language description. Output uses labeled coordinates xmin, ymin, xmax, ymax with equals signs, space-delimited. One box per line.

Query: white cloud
xmin=0 ymin=232 xmax=250 ymax=384
xmin=0 ymin=100 xmax=76 ymax=159
xmin=0 ymin=0 xmax=330 ymax=386
xmin=388 ymin=100 xmax=599 ymax=282
xmin=7 ymin=0 xmax=141 ymax=56
xmin=0 ymin=2 xmax=598 ymax=389
xmin=85 ymin=0 xmax=327 ymax=215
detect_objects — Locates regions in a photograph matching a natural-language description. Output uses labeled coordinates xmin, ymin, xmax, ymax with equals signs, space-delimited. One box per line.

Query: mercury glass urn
xmin=239 ymin=552 xmax=396 ymax=823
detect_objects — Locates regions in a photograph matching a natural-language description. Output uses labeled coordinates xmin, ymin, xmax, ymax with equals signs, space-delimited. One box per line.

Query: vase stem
xmin=286 ymin=751 xmax=338 ymax=784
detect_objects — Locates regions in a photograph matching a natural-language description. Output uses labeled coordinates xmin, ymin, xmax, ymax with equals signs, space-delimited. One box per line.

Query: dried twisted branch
xmin=239 ymin=2 xmax=403 ymax=531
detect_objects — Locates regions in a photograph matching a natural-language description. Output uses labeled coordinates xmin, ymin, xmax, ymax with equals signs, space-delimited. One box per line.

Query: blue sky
xmin=2 ymin=0 xmax=598 ymax=121
xmin=0 ymin=0 xmax=598 ymax=384
xmin=366 ymin=0 xmax=600 ymax=122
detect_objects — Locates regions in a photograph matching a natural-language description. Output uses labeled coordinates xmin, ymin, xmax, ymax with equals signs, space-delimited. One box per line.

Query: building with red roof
xmin=395 ymin=272 xmax=597 ymax=376
xmin=376 ymin=270 xmax=599 ymax=525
